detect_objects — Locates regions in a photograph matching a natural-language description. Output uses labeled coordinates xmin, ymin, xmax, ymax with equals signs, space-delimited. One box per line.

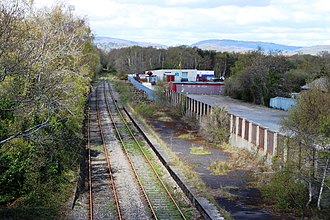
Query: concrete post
xmin=264 ymin=129 xmax=268 ymax=153
xmin=230 ymin=114 xmax=233 ymax=134
xmin=235 ymin=116 xmax=239 ymax=135
xmin=242 ymin=118 xmax=246 ymax=139
xmin=248 ymin=121 xmax=252 ymax=143
xmin=273 ymin=132 xmax=278 ymax=156
xmin=256 ymin=125 xmax=260 ymax=147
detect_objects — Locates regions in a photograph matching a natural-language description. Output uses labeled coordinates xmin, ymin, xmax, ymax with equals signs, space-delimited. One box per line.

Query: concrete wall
xmin=128 ymin=75 xmax=156 ymax=100
xmin=165 ymin=90 xmax=282 ymax=160
xmin=228 ymin=114 xmax=278 ymax=161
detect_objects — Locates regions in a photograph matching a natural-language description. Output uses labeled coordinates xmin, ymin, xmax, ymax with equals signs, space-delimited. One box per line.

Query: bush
xmin=113 ymin=80 xmax=132 ymax=104
xmin=134 ymin=102 xmax=158 ymax=116
xmin=261 ymin=171 xmax=309 ymax=215
xmin=199 ymin=107 xmax=230 ymax=145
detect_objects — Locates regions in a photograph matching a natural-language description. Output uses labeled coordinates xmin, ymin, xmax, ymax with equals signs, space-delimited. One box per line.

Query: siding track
xmin=85 ymin=80 xmax=198 ymax=220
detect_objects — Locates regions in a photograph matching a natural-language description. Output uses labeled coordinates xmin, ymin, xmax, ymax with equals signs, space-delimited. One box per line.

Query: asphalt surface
xmin=187 ymin=95 xmax=288 ymax=133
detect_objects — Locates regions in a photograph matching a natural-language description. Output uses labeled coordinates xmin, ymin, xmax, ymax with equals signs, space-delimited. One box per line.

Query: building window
xmin=181 ymin=72 xmax=188 ymax=82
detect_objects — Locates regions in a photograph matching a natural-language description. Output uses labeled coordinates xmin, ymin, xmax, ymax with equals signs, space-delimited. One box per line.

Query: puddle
xmin=149 ymin=117 xmax=279 ymax=219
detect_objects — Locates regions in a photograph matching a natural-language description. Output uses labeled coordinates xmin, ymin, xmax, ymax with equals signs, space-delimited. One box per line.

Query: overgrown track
xmin=102 ymin=81 xmax=188 ymax=219
xmin=87 ymin=90 xmax=121 ymax=220
xmin=88 ymin=84 xmax=153 ymax=220
xmin=86 ymin=80 xmax=196 ymax=220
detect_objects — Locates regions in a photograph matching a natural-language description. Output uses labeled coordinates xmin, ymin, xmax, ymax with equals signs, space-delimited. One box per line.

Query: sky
xmin=33 ymin=0 xmax=330 ymax=46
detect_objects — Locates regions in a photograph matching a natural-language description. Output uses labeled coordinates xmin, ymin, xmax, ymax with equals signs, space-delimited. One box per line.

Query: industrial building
xmin=138 ymin=69 xmax=225 ymax=95
xmin=145 ymin=69 xmax=215 ymax=82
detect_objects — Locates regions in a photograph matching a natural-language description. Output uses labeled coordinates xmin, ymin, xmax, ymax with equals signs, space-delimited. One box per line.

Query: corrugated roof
xmin=301 ymin=77 xmax=329 ymax=93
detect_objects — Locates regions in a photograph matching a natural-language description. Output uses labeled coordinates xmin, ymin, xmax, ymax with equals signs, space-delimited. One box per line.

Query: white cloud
xmin=32 ymin=0 xmax=330 ymax=46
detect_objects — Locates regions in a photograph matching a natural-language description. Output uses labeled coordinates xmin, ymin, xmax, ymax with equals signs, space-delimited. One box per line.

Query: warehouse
xmin=145 ymin=69 xmax=215 ymax=82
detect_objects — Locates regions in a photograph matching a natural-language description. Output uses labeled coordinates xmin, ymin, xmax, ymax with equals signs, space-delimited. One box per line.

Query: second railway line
xmin=86 ymin=80 xmax=200 ymax=219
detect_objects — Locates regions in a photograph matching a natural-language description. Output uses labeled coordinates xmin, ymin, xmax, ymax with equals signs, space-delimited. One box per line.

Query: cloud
xmin=33 ymin=0 xmax=330 ymax=46
xmin=110 ymin=0 xmax=271 ymax=8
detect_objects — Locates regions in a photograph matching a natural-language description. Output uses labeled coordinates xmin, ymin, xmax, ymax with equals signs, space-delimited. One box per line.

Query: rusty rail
xmin=104 ymin=81 xmax=186 ymax=220
xmin=88 ymin=87 xmax=122 ymax=220
xmin=87 ymin=102 xmax=93 ymax=220
xmin=101 ymin=82 xmax=158 ymax=219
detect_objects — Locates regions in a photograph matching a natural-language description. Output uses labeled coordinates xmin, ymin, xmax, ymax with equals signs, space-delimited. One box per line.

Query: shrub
xmin=134 ymin=102 xmax=158 ymax=117
xmin=261 ymin=171 xmax=308 ymax=215
xmin=113 ymin=80 xmax=132 ymax=104
xmin=199 ymin=107 xmax=230 ymax=145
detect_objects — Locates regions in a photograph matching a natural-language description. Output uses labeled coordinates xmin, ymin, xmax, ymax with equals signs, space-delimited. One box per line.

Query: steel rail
xmin=87 ymin=100 xmax=93 ymax=220
xmin=104 ymin=81 xmax=187 ymax=220
xmin=95 ymin=87 xmax=123 ymax=220
xmin=101 ymin=82 xmax=158 ymax=220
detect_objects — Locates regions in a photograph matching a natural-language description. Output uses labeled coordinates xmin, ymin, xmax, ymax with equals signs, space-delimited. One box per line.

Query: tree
xmin=225 ymin=51 xmax=297 ymax=105
xmin=0 ymin=0 xmax=100 ymax=208
xmin=281 ymin=89 xmax=330 ymax=213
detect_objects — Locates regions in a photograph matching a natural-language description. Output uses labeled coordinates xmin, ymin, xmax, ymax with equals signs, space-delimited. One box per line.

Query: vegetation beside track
xmin=0 ymin=1 xmax=101 ymax=218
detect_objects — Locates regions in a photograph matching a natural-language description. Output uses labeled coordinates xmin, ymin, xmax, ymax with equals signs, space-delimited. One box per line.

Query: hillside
xmin=94 ymin=36 xmax=330 ymax=55
xmin=192 ymin=39 xmax=302 ymax=53
xmin=291 ymin=45 xmax=330 ymax=56
xmin=94 ymin=36 xmax=167 ymax=51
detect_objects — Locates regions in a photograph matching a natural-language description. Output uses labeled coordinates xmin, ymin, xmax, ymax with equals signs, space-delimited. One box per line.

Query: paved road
xmin=187 ymin=94 xmax=288 ymax=133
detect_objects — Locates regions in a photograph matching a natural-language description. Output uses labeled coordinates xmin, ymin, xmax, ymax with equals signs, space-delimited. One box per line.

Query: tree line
xmin=103 ymin=45 xmax=330 ymax=105
xmin=0 ymin=0 xmax=100 ymax=213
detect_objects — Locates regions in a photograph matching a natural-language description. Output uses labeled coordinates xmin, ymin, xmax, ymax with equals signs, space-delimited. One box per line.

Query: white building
xmin=145 ymin=69 xmax=214 ymax=82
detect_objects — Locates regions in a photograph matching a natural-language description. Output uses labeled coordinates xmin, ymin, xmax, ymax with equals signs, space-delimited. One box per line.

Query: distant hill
xmin=291 ymin=45 xmax=330 ymax=56
xmin=93 ymin=36 xmax=167 ymax=51
xmin=94 ymin=36 xmax=330 ymax=55
xmin=191 ymin=39 xmax=302 ymax=53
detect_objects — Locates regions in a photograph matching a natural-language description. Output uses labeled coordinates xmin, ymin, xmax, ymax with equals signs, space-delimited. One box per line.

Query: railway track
xmin=102 ymin=81 xmax=188 ymax=219
xmin=88 ymin=86 xmax=151 ymax=219
xmin=86 ymin=80 xmax=198 ymax=219
xmin=87 ymin=90 xmax=121 ymax=220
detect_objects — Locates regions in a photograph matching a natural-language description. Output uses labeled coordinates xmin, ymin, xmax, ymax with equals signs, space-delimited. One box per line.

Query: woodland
xmin=0 ymin=0 xmax=100 ymax=216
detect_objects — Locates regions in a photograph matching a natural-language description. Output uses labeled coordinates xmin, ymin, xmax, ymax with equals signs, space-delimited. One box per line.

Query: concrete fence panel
xmin=267 ymin=131 xmax=274 ymax=155
xmin=244 ymin=120 xmax=249 ymax=140
xmin=259 ymin=127 xmax=265 ymax=150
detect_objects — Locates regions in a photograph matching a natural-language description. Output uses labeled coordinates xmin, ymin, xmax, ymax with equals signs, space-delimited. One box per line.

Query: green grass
xmin=91 ymin=144 xmax=104 ymax=152
xmin=215 ymin=188 xmax=239 ymax=200
xmin=190 ymin=145 xmax=211 ymax=155
xmin=208 ymin=161 xmax=231 ymax=175
xmin=177 ymin=133 xmax=196 ymax=140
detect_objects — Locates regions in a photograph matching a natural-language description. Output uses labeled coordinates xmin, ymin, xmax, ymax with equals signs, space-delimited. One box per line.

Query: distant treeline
xmin=101 ymin=46 xmax=330 ymax=105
